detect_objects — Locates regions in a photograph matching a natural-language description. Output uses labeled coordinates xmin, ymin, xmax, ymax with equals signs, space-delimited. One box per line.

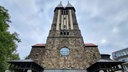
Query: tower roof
xmin=54 ymin=1 xmax=64 ymax=12
xmin=66 ymin=1 xmax=75 ymax=11
xmin=56 ymin=1 xmax=63 ymax=8
xmin=66 ymin=1 xmax=74 ymax=7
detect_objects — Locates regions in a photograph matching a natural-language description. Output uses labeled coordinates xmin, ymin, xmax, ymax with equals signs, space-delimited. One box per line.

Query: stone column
xmin=5 ymin=70 xmax=11 ymax=72
xmin=69 ymin=10 xmax=73 ymax=29
xmin=66 ymin=15 xmax=69 ymax=29
xmin=56 ymin=10 xmax=61 ymax=30
xmin=61 ymin=15 xmax=64 ymax=30
xmin=27 ymin=70 xmax=32 ymax=72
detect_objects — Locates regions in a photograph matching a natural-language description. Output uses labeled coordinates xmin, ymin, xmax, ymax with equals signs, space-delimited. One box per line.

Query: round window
xmin=60 ymin=47 xmax=70 ymax=56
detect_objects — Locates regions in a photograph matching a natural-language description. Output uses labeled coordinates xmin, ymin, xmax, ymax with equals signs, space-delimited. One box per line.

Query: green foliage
xmin=0 ymin=5 xmax=20 ymax=72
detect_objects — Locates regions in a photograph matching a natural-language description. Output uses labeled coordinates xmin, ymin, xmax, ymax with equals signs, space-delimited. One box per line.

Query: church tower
xmin=29 ymin=2 xmax=101 ymax=70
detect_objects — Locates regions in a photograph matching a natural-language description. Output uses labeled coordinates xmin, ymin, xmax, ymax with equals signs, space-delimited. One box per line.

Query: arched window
xmin=64 ymin=32 xmax=66 ymax=35
xmin=67 ymin=32 xmax=69 ymax=35
xmin=60 ymin=32 xmax=63 ymax=35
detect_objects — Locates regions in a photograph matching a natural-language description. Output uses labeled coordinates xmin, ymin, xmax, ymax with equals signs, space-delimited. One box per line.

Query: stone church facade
xmin=6 ymin=2 xmax=125 ymax=72
xmin=28 ymin=2 xmax=100 ymax=70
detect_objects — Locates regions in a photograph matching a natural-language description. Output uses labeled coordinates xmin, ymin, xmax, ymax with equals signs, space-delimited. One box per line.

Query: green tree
xmin=0 ymin=5 xmax=20 ymax=72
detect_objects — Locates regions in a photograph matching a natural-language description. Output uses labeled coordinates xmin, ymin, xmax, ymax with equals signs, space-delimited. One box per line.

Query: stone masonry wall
xmin=29 ymin=37 xmax=101 ymax=69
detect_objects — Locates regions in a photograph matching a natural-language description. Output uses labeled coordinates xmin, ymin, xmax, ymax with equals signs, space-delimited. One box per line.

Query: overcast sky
xmin=0 ymin=0 xmax=128 ymax=59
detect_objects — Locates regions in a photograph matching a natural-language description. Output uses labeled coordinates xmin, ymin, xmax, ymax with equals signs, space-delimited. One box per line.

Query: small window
xmin=64 ymin=32 xmax=66 ymax=35
xmin=67 ymin=32 xmax=69 ymax=35
xmin=64 ymin=25 xmax=66 ymax=29
xmin=60 ymin=32 xmax=63 ymax=35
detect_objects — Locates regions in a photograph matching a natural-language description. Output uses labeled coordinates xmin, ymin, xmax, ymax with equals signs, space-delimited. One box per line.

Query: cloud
xmin=0 ymin=0 xmax=53 ymax=59
xmin=75 ymin=0 xmax=128 ymax=55
xmin=0 ymin=0 xmax=128 ymax=59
